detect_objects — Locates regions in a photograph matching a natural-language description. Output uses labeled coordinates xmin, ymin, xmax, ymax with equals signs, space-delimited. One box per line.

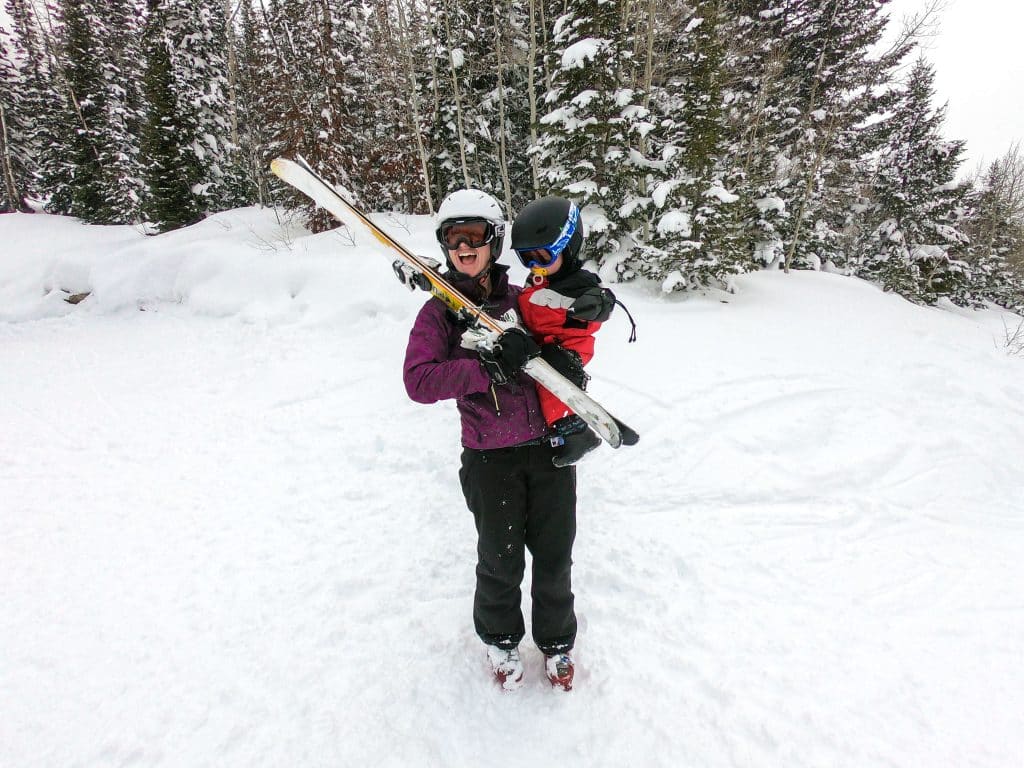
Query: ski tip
xmin=269 ymin=157 xmax=290 ymax=177
xmin=613 ymin=417 xmax=640 ymax=446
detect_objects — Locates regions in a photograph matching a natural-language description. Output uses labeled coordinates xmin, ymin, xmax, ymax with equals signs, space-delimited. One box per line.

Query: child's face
xmin=520 ymin=249 xmax=563 ymax=277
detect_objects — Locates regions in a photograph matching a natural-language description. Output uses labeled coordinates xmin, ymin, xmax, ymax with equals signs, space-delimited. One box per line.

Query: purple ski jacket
xmin=403 ymin=267 xmax=549 ymax=450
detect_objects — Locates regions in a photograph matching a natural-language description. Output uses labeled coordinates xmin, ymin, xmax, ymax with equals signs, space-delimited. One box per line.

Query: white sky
xmin=884 ymin=0 xmax=1024 ymax=171
xmin=2 ymin=1 xmax=1021 ymax=172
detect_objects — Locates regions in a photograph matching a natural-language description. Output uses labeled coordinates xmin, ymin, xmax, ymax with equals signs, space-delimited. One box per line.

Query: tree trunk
xmin=394 ymin=0 xmax=434 ymax=213
xmin=492 ymin=0 xmax=513 ymax=213
xmin=526 ymin=0 xmax=541 ymax=196
xmin=441 ymin=7 xmax=472 ymax=188
xmin=0 ymin=102 xmax=27 ymax=212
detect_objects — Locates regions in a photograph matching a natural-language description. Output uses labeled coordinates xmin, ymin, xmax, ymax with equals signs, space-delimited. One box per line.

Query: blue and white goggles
xmin=513 ymin=203 xmax=580 ymax=269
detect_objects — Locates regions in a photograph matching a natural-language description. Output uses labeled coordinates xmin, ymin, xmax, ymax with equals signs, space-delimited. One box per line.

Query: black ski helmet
xmin=510 ymin=196 xmax=585 ymax=275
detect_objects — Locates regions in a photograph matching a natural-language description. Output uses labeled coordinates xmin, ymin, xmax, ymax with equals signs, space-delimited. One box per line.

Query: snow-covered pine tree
xmin=962 ymin=144 xmax=1024 ymax=311
xmin=633 ymin=0 xmax=743 ymax=291
xmin=720 ymin=0 xmax=795 ymax=270
xmin=217 ymin=0 xmax=257 ymax=209
xmin=536 ymin=0 xmax=649 ymax=263
xmin=775 ymin=0 xmax=908 ymax=273
xmin=5 ymin=0 xmax=66 ymax=213
xmin=857 ymin=58 xmax=970 ymax=305
xmin=43 ymin=0 xmax=116 ymax=222
xmin=141 ymin=0 xmax=249 ymax=231
xmin=140 ymin=0 xmax=204 ymax=230
xmin=38 ymin=1 xmax=96 ymax=221
xmin=95 ymin=0 xmax=145 ymax=223
xmin=172 ymin=0 xmax=247 ymax=212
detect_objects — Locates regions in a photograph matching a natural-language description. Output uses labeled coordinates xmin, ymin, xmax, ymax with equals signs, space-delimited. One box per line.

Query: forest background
xmin=2 ymin=0 xmax=1022 ymax=310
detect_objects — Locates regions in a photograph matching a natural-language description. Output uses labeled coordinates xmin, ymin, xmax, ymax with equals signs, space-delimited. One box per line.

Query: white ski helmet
xmin=434 ymin=189 xmax=506 ymax=267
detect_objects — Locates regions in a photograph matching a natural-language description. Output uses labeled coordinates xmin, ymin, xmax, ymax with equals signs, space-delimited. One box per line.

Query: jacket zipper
xmin=490 ymin=384 xmax=501 ymax=415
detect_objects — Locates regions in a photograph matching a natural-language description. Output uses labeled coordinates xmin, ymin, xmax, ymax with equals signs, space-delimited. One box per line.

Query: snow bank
xmin=0 ymin=207 xmax=441 ymax=326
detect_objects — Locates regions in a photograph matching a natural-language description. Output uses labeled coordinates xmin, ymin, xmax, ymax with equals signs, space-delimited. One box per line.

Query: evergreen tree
xmin=536 ymin=0 xmax=649 ymax=261
xmin=34 ymin=0 xmax=143 ymax=223
xmin=172 ymin=0 xmax=247 ymax=212
xmin=234 ymin=0 xmax=274 ymax=206
xmin=775 ymin=0 xmax=910 ymax=272
xmin=46 ymin=0 xmax=109 ymax=220
xmin=857 ymin=58 xmax=970 ymax=304
xmin=140 ymin=0 xmax=203 ymax=230
xmin=636 ymin=0 xmax=744 ymax=291
xmin=6 ymin=0 xmax=66 ymax=214
xmin=95 ymin=0 xmax=145 ymax=222
xmin=141 ymin=0 xmax=249 ymax=231
xmin=721 ymin=0 xmax=795 ymax=269
xmin=963 ymin=146 xmax=1024 ymax=311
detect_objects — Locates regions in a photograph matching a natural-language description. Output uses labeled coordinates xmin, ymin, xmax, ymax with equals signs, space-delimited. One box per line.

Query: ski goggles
xmin=513 ymin=202 xmax=581 ymax=269
xmin=436 ymin=218 xmax=500 ymax=250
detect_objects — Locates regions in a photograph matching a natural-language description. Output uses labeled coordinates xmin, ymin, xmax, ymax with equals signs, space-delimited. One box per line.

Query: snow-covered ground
xmin=2 ymin=207 xmax=1023 ymax=767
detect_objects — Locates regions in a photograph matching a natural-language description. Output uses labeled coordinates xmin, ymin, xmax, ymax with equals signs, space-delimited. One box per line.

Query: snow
xmin=657 ymin=209 xmax=692 ymax=236
xmin=652 ymin=179 xmax=682 ymax=208
xmin=705 ymin=185 xmax=739 ymax=203
xmin=561 ymin=38 xmax=604 ymax=70
xmin=2 ymin=209 xmax=1024 ymax=768
xmin=571 ymin=89 xmax=599 ymax=109
xmin=755 ymin=196 xmax=786 ymax=214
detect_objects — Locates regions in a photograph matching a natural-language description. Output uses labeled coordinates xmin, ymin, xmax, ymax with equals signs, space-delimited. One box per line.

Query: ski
xmin=269 ymin=155 xmax=639 ymax=449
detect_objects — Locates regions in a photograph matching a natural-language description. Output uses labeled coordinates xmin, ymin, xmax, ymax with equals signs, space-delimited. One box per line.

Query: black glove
xmin=540 ymin=344 xmax=589 ymax=389
xmin=393 ymin=257 xmax=438 ymax=292
xmin=568 ymin=286 xmax=615 ymax=322
xmin=477 ymin=328 xmax=541 ymax=385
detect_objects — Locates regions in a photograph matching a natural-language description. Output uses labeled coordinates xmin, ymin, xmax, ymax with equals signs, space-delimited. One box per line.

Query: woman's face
xmin=448 ymin=238 xmax=492 ymax=278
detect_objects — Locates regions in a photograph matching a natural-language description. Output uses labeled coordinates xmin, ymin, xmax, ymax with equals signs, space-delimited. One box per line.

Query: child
xmin=511 ymin=196 xmax=617 ymax=467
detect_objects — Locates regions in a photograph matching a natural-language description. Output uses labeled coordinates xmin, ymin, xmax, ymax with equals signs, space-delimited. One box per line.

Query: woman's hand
xmin=477 ymin=328 xmax=540 ymax=384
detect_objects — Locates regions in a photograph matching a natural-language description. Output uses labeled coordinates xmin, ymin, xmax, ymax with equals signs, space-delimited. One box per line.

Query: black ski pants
xmin=459 ymin=442 xmax=577 ymax=655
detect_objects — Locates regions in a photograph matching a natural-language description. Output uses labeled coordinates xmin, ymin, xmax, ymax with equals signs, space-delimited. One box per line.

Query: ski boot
xmin=551 ymin=415 xmax=601 ymax=467
xmin=544 ymin=652 xmax=575 ymax=691
xmin=487 ymin=645 xmax=525 ymax=692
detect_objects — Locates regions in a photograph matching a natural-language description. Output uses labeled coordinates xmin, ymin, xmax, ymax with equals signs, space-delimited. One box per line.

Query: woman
xmin=401 ymin=189 xmax=577 ymax=692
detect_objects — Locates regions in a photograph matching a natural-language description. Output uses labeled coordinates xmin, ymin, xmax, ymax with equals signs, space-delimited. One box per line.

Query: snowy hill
xmin=2 ymin=208 xmax=1023 ymax=767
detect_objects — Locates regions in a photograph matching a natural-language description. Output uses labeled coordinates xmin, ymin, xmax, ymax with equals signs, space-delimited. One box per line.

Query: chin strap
xmin=473 ymin=260 xmax=495 ymax=295
xmin=447 ymin=258 xmax=495 ymax=299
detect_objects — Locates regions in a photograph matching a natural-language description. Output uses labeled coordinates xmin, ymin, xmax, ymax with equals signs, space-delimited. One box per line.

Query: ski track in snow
xmin=2 ymin=210 xmax=1024 ymax=767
